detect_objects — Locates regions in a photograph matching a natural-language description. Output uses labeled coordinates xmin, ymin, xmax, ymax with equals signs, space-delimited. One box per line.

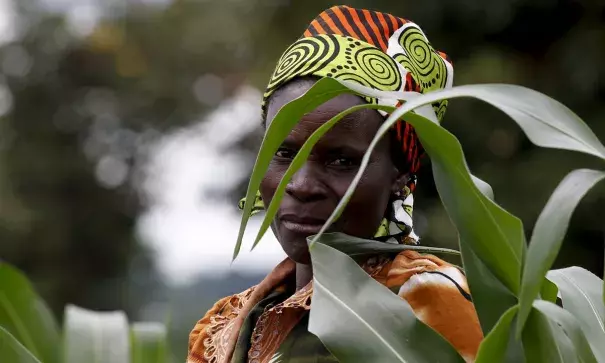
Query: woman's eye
xmin=275 ymin=148 xmax=296 ymax=159
xmin=328 ymin=157 xmax=358 ymax=167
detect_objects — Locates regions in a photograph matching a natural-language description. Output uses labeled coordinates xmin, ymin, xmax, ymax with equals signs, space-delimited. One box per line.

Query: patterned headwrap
xmin=241 ymin=6 xmax=454 ymax=244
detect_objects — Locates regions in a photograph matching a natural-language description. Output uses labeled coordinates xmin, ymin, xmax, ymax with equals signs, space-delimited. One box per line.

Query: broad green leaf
xmin=522 ymin=307 xmax=577 ymax=363
xmin=0 ymin=326 xmax=42 ymax=363
xmin=0 ymin=263 xmax=60 ymax=363
xmin=252 ymin=103 xmax=397 ymax=250
xmin=475 ymin=306 xmax=520 ymax=363
xmin=532 ymin=300 xmax=597 ymax=363
xmin=547 ymin=267 xmax=605 ymax=361
xmin=131 ymin=322 xmax=168 ymax=363
xmin=234 ymin=79 xmax=350 ymax=260
xmin=308 ymin=241 xmax=464 ymax=363
xmin=541 ymin=277 xmax=559 ymax=304
xmin=63 ymin=305 xmax=130 ymax=363
xmin=518 ymin=169 xmax=605 ymax=335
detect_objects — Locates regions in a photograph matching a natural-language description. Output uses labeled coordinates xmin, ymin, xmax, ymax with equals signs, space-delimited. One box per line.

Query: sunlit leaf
xmin=131 ymin=322 xmax=169 ymax=363
xmin=0 ymin=326 xmax=42 ymax=363
xmin=517 ymin=169 xmax=605 ymax=335
xmin=0 ymin=263 xmax=60 ymax=363
xmin=308 ymin=239 xmax=464 ymax=363
xmin=63 ymin=305 xmax=130 ymax=363
xmin=547 ymin=267 xmax=605 ymax=361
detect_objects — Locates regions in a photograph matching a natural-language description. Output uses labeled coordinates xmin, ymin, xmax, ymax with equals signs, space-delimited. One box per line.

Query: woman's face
xmin=260 ymin=80 xmax=404 ymax=264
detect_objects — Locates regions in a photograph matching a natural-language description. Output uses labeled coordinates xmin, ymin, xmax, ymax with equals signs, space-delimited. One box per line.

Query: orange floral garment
xmin=187 ymin=251 xmax=483 ymax=363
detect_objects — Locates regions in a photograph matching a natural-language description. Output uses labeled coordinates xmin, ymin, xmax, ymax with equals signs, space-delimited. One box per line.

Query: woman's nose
xmin=285 ymin=163 xmax=327 ymax=202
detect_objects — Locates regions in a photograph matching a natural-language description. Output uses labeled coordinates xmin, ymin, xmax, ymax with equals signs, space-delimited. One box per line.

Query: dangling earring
xmin=238 ymin=190 xmax=265 ymax=216
xmin=389 ymin=174 xmax=420 ymax=245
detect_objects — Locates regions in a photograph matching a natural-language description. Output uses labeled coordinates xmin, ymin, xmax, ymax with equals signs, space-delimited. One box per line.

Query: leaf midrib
xmin=314 ymin=278 xmax=408 ymax=363
xmin=557 ymin=273 xmax=605 ymax=334
xmin=0 ymin=292 xmax=40 ymax=359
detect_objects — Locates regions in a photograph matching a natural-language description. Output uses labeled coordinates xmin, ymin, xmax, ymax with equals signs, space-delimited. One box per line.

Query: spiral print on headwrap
xmin=251 ymin=6 xmax=454 ymax=245
xmin=389 ymin=23 xmax=452 ymax=121
xmin=263 ymin=34 xmax=403 ymax=109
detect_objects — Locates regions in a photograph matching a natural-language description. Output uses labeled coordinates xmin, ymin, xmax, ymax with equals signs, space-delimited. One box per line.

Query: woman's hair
xmin=264 ymin=76 xmax=413 ymax=174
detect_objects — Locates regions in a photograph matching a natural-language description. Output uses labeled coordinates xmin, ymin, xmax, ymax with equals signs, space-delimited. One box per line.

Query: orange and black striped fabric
xmin=262 ymin=5 xmax=454 ymax=175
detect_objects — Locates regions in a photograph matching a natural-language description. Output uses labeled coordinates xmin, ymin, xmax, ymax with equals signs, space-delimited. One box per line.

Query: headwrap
xmin=241 ymin=6 xmax=454 ymax=244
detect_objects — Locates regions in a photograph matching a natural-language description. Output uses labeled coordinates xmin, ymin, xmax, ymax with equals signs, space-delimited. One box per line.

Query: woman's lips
xmin=280 ymin=215 xmax=328 ymax=235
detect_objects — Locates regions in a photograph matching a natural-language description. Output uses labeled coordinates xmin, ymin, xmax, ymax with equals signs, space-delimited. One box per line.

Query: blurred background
xmin=0 ymin=0 xmax=603 ymax=360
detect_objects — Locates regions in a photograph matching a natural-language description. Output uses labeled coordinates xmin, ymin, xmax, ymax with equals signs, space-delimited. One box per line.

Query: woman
xmin=188 ymin=6 xmax=483 ymax=363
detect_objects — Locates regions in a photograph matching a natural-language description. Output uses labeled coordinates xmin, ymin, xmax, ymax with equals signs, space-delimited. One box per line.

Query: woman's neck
xmin=295 ymin=263 xmax=313 ymax=291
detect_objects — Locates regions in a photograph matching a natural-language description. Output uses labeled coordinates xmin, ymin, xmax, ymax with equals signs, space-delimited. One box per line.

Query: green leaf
xmin=518 ymin=169 xmax=605 ymax=335
xmin=459 ymin=241 xmax=519 ymax=334
xmin=522 ymin=306 xmax=577 ymax=363
xmin=426 ymin=124 xmax=525 ymax=294
xmin=541 ymin=277 xmax=559 ymax=304
xmin=311 ymin=79 xmax=605 ymax=297
xmin=547 ymin=267 xmax=605 ymax=361
xmin=532 ymin=300 xmax=597 ymax=363
xmin=308 ymin=239 xmax=464 ymax=363
xmin=309 ymin=79 xmax=527 ymax=297
xmin=0 ymin=263 xmax=60 ymax=363
xmin=131 ymin=322 xmax=169 ymax=363
xmin=0 ymin=326 xmax=42 ymax=363
xmin=475 ymin=305 xmax=520 ymax=363
xmin=233 ymin=79 xmax=350 ymax=260
xmin=311 ymin=232 xmax=460 ymax=259
xmin=63 ymin=305 xmax=130 ymax=363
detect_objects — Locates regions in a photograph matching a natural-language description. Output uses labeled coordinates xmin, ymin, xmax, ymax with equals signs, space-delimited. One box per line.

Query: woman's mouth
xmin=280 ymin=215 xmax=328 ymax=235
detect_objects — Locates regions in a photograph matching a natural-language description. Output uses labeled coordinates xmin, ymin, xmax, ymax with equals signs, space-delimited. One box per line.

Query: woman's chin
xmin=278 ymin=235 xmax=312 ymax=264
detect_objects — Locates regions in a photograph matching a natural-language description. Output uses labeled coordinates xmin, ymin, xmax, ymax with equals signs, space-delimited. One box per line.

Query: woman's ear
xmin=391 ymin=169 xmax=410 ymax=196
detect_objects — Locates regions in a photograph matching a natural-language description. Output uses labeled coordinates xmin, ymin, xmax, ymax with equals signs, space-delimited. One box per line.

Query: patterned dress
xmin=187 ymin=251 xmax=483 ymax=363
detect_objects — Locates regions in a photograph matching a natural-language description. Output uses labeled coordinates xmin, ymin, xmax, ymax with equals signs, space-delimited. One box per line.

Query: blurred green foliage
xmin=0 ymin=0 xmax=603 ymax=360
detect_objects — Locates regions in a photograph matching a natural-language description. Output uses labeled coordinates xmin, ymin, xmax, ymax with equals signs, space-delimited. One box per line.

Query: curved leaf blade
xmin=532 ymin=300 xmax=597 ymax=363
xmin=518 ymin=169 xmax=605 ymax=335
xmin=311 ymin=232 xmax=461 ymax=258
xmin=0 ymin=263 xmax=60 ymax=363
xmin=311 ymin=78 xmax=526 ymax=297
xmin=522 ymin=306 xmax=577 ymax=363
xmin=308 ymin=241 xmax=464 ymax=363
xmin=343 ymin=81 xmax=605 ymax=160
xmin=63 ymin=305 xmax=130 ymax=363
xmin=547 ymin=267 xmax=605 ymax=361
xmin=0 ymin=326 xmax=42 ymax=363
xmin=131 ymin=322 xmax=168 ymax=363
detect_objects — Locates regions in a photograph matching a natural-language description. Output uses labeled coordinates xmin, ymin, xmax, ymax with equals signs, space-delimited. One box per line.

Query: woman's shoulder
xmin=187 ymin=285 xmax=256 ymax=363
